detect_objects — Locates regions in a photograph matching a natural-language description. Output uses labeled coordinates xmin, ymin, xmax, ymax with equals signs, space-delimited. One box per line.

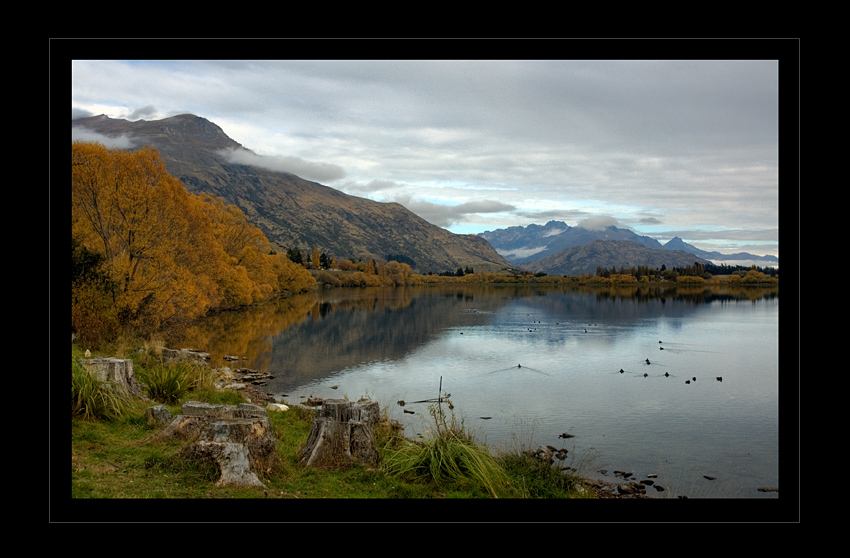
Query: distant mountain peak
xmin=523 ymin=239 xmax=713 ymax=276
xmin=479 ymin=222 xmax=661 ymax=266
xmin=481 ymin=220 xmax=778 ymax=271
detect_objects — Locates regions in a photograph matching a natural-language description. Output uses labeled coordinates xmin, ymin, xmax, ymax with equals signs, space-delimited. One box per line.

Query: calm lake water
xmin=167 ymin=283 xmax=781 ymax=499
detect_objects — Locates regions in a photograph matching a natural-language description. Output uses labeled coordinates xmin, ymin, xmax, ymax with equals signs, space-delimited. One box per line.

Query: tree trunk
xmin=299 ymin=399 xmax=381 ymax=468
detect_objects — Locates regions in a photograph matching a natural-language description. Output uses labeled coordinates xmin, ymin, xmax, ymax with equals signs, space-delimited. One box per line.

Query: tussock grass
xmin=382 ymin=401 xmax=511 ymax=498
xmin=71 ymin=346 xmax=136 ymax=421
xmin=135 ymin=361 xmax=215 ymax=404
xmin=135 ymin=362 xmax=194 ymax=404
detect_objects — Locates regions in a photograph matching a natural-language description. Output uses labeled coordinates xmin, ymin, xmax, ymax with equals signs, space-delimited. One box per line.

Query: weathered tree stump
xmin=149 ymin=401 xmax=279 ymax=488
xmin=299 ymin=399 xmax=381 ymax=468
xmin=80 ymin=357 xmax=145 ymax=398
xmin=189 ymin=441 xmax=266 ymax=488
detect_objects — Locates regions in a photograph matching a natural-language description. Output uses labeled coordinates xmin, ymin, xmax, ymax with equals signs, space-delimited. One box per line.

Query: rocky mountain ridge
xmin=480 ymin=220 xmax=778 ymax=269
xmin=661 ymin=235 xmax=779 ymax=264
xmin=522 ymin=239 xmax=713 ymax=277
xmin=479 ymin=221 xmax=663 ymax=265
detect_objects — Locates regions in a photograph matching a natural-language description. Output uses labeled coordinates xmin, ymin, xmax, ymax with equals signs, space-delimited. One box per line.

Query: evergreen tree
xmin=286 ymin=247 xmax=303 ymax=265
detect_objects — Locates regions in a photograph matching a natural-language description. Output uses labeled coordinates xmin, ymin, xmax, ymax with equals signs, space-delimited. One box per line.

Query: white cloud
xmin=71 ymin=126 xmax=137 ymax=150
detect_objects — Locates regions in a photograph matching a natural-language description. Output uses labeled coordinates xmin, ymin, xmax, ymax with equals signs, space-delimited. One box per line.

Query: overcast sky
xmin=71 ymin=57 xmax=784 ymax=259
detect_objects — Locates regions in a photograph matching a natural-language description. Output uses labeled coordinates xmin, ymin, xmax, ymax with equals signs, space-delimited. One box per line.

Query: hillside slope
xmin=71 ymin=114 xmax=513 ymax=274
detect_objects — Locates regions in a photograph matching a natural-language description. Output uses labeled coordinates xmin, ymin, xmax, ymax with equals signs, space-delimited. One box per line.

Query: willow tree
xmin=72 ymin=141 xmax=215 ymax=336
xmin=71 ymin=141 xmax=315 ymax=342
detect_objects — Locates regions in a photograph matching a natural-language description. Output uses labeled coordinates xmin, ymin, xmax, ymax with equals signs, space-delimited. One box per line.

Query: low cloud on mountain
xmin=220 ymin=147 xmax=346 ymax=184
xmin=393 ymin=196 xmax=516 ymax=228
xmin=577 ymin=216 xmax=621 ymax=230
xmin=71 ymin=126 xmax=137 ymax=150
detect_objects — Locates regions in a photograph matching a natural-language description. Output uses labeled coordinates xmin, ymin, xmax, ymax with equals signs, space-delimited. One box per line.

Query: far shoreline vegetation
xmin=303 ymin=255 xmax=778 ymax=290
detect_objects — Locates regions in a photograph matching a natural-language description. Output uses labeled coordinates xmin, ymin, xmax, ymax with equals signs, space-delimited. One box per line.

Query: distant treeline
xmin=595 ymin=262 xmax=778 ymax=280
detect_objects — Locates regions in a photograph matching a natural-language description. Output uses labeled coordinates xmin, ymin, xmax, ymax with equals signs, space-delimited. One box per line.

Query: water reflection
xmin=168 ymin=283 xmax=778 ymax=393
xmin=165 ymin=283 xmax=780 ymax=498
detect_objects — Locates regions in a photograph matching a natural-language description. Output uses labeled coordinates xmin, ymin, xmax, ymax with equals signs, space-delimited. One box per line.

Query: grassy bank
xmin=70 ymin=343 xmax=592 ymax=500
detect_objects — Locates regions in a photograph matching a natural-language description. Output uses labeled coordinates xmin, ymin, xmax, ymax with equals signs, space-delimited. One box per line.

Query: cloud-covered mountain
xmin=480 ymin=220 xmax=779 ymax=270
xmin=71 ymin=114 xmax=512 ymax=274
xmin=479 ymin=221 xmax=663 ymax=265
xmin=522 ymin=239 xmax=713 ymax=277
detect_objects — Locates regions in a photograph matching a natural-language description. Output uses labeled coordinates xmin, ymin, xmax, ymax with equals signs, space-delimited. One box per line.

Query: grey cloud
xmin=453 ymin=200 xmax=516 ymax=214
xmin=638 ymin=217 xmax=663 ymax=225
xmin=220 ymin=148 xmax=346 ymax=183
xmin=72 ymin=107 xmax=94 ymax=120
xmin=514 ymin=209 xmax=591 ymax=223
xmin=665 ymin=228 xmax=778 ymax=242
xmin=577 ymin=216 xmax=621 ymax=230
xmin=128 ymin=105 xmax=160 ymax=121
xmin=340 ymin=179 xmax=399 ymax=197
xmin=398 ymin=197 xmax=516 ymax=228
xmin=70 ymin=58 xmax=781 ymax=251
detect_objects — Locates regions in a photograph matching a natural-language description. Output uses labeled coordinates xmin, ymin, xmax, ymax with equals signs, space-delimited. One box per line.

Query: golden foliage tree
xmin=71 ymin=141 xmax=316 ymax=344
xmin=312 ymin=246 xmax=321 ymax=269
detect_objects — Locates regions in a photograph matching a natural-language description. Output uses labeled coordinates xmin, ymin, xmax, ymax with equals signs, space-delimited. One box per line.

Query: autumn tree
xmin=72 ymin=141 xmax=216 ymax=336
xmin=71 ymin=141 xmax=315 ymax=344
xmin=191 ymin=193 xmax=279 ymax=307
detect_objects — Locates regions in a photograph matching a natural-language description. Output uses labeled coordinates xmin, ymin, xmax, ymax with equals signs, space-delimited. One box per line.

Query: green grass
xmin=70 ymin=343 xmax=594 ymax=500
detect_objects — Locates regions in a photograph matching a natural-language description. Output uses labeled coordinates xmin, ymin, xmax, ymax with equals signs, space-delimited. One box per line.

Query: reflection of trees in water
xmin=267 ymin=287 xmax=516 ymax=389
xmin=583 ymin=284 xmax=779 ymax=304
xmin=164 ymin=291 xmax=318 ymax=370
xmin=165 ymin=283 xmax=778 ymax=392
xmin=510 ymin=283 xmax=779 ymax=326
xmin=666 ymin=284 xmax=778 ymax=304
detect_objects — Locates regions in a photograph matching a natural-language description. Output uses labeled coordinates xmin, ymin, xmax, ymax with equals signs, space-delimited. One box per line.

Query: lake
xmin=167 ymin=282 xmax=781 ymax=499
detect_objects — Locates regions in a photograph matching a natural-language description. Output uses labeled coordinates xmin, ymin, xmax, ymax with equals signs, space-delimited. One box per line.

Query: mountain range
xmin=71 ymin=114 xmax=512 ymax=274
xmin=521 ymin=240 xmax=712 ymax=277
xmin=479 ymin=220 xmax=778 ymax=273
xmin=71 ymin=114 xmax=777 ymax=278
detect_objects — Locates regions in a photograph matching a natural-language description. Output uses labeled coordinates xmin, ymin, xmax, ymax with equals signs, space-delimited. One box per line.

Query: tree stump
xmin=80 ymin=357 xmax=145 ymax=398
xmin=299 ymin=399 xmax=381 ymax=468
xmin=149 ymin=401 xmax=280 ymax=488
